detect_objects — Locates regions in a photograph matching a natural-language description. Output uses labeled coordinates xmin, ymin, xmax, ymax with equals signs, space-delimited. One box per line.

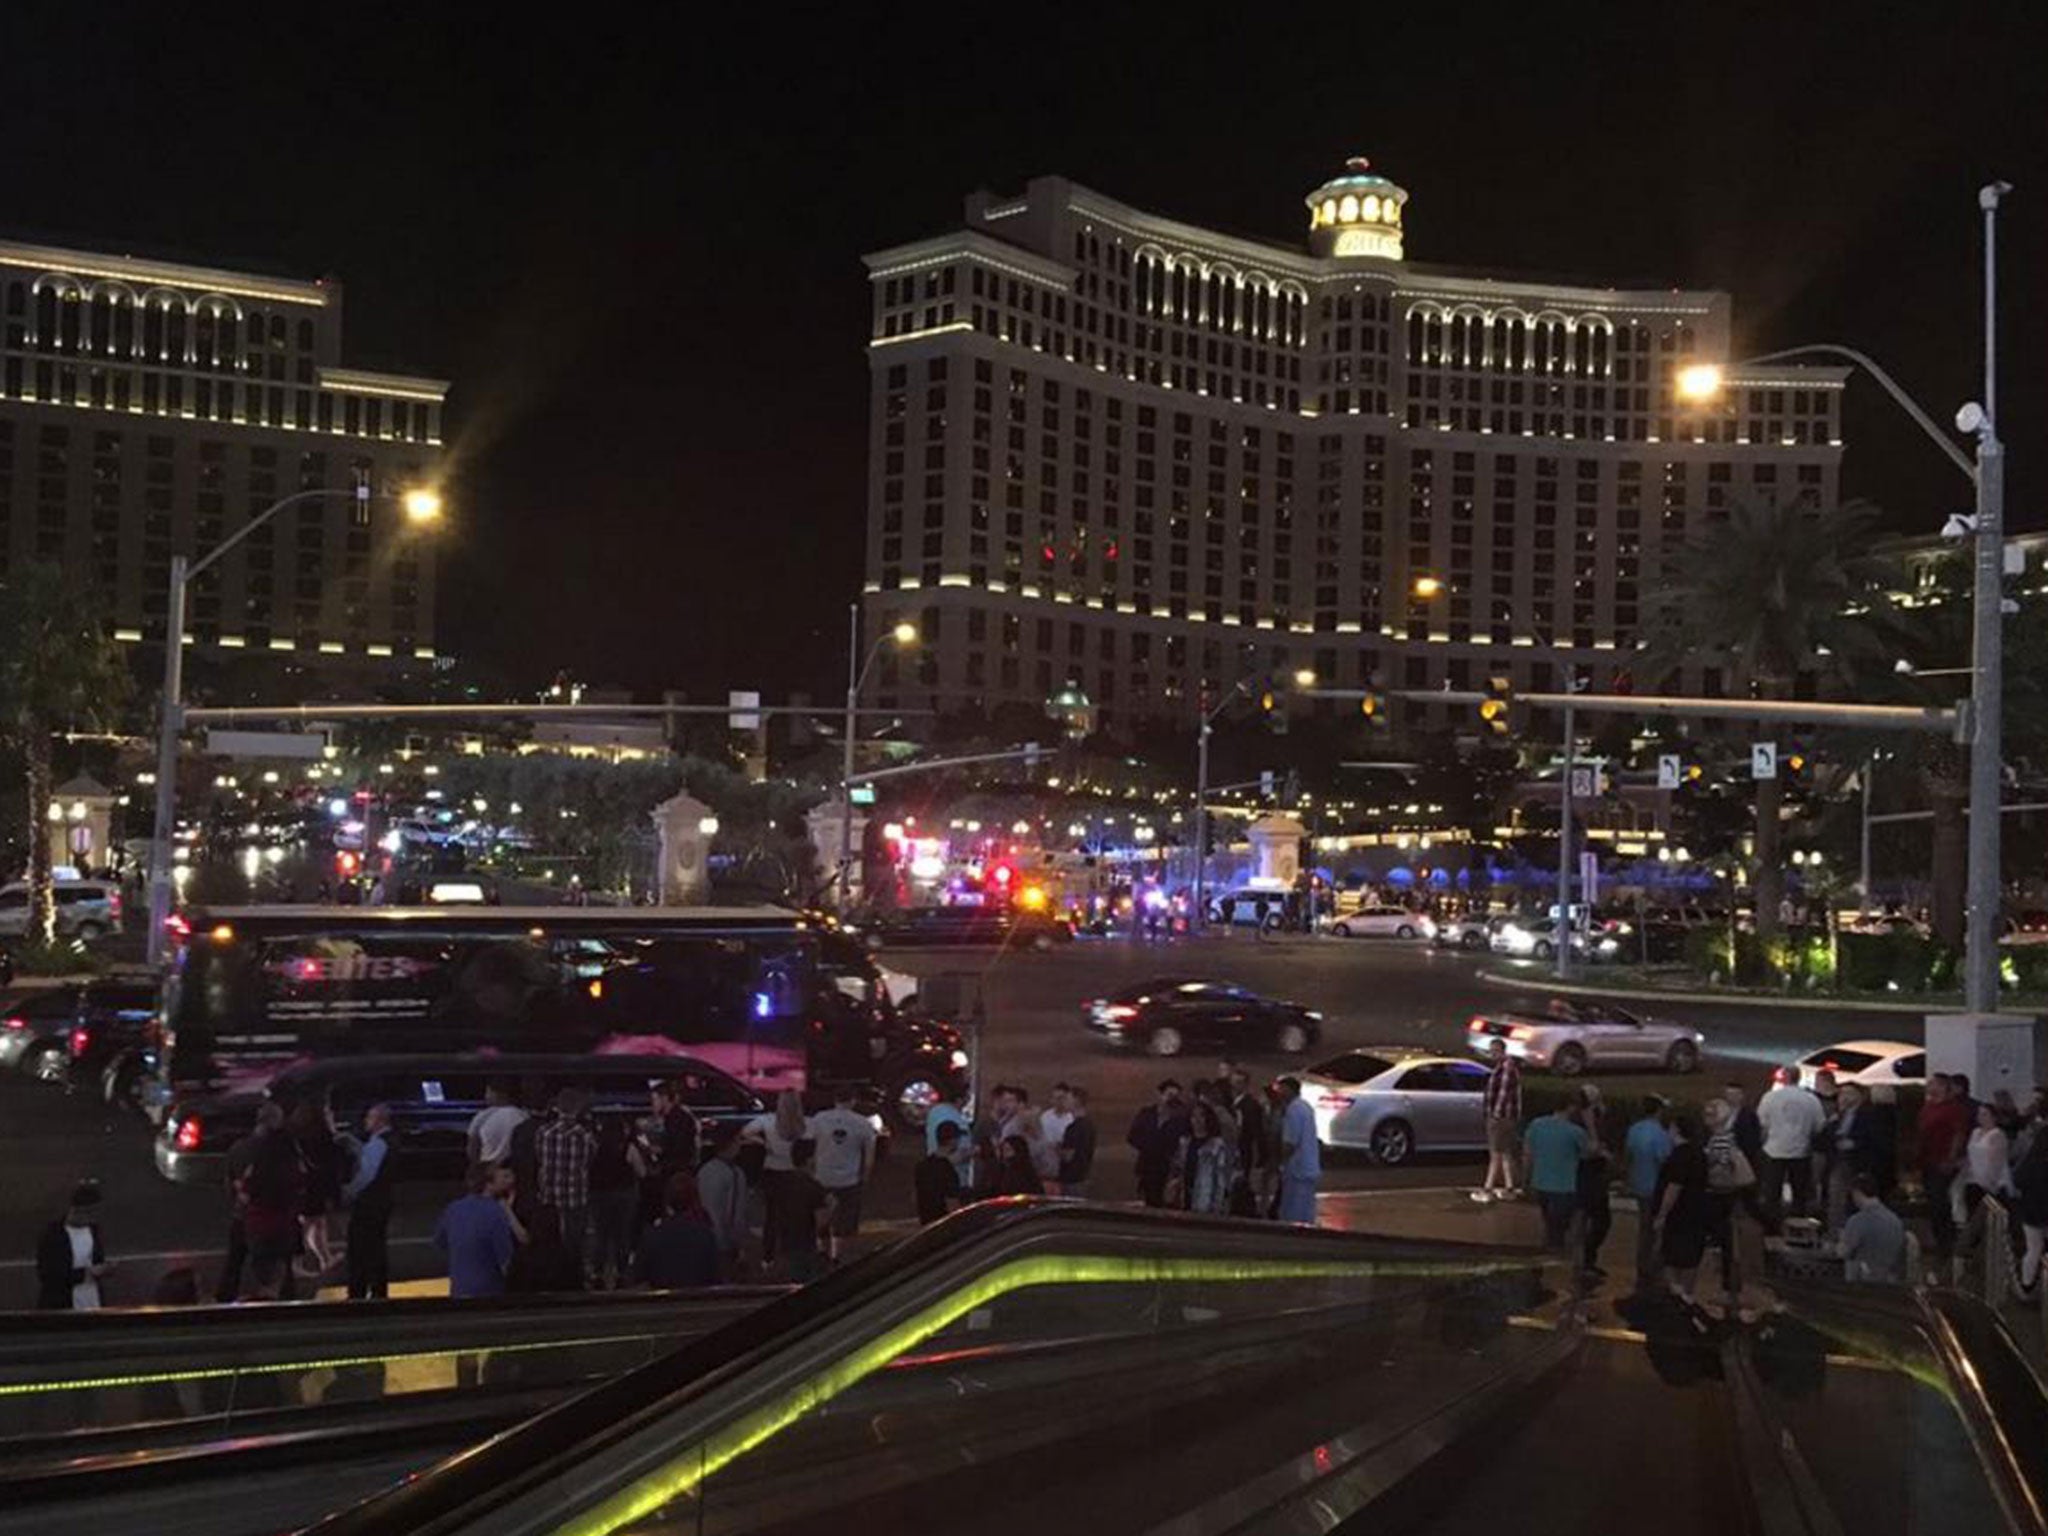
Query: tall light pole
xmin=1674 ymin=180 xmax=2013 ymax=1010
xmin=145 ymin=480 xmax=442 ymax=964
xmin=839 ymin=605 xmax=915 ymax=914
xmin=1963 ymin=181 xmax=2011 ymax=1013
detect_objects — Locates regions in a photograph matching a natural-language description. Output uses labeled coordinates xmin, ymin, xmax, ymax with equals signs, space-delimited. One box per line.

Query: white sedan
xmin=1302 ymin=1048 xmax=1491 ymax=1166
xmin=1323 ymin=905 xmax=1424 ymax=940
xmin=1794 ymin=1039 xmax=1925 ymax=1093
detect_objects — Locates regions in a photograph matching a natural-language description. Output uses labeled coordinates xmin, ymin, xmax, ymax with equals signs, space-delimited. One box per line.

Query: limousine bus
xmin=154 ymin=905 xmax=968 ymax=1130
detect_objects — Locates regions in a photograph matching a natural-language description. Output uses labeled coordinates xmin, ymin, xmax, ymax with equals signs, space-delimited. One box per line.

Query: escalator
xmin=292 ymin=1201 xmax=2048 ymax=1536
xmin=0 ymin=1286 xmax=785 ymax=1536
xmin=7 ymin=1202 xmax=2046 ymax=1536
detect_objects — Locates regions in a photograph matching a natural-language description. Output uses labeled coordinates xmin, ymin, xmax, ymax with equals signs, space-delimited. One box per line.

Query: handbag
xmin=1709 ymin=1145 xmax=1756 ymax=1194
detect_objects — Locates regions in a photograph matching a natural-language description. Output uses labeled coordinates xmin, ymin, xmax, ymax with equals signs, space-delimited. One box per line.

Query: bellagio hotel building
xmin=860 ymin=161 xmax=1841 ymax=726
xmin=0 ymin=238 xmax=445 ymax=670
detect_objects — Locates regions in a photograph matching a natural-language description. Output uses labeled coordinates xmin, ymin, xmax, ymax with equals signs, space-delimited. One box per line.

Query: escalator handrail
xmin=1917 ymin=1287 xmax=2048 ymax=1536
xmin=303 ymin=1197 xmax=1548 ymax=1536
xmin=0 ymin=1286 xmax=790 ymax=1385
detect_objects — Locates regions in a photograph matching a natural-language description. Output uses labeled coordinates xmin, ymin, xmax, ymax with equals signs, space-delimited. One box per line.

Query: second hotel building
xmin=861 ymin=160 xmax=1842 ymax=729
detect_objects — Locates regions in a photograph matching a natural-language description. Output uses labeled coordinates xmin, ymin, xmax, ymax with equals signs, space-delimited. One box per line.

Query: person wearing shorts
xmin=1476 ymin=1040 xmax=1523 ymax=1202
xmin=807 ymin=1084 xmax=876 ymax=1263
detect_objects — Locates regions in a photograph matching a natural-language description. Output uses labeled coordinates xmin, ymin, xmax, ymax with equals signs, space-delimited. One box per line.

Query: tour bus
xmin=151 ymin=905 xmax=969 ymax=1132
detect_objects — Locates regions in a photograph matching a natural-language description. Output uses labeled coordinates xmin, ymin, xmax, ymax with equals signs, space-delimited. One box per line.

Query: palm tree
xmin=0 ymin=566 xmax=131 ymax=945
xmin=1641 ymin=497 xmax=1898 ymax=942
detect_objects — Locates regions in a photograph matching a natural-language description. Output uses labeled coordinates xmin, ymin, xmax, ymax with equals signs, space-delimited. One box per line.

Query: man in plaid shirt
xmin=534 ymin=1087 xmax=598 ymax=1276
xmin=1475 ymin=1038 xmax=1523 ymax=1202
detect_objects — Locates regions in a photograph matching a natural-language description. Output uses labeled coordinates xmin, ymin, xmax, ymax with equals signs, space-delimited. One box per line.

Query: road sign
xmin=1657 ymin=754 xmax=1682 ymax=790
xmin=1751 ymin=741 xmax=1778 ymax=780
xmin=1569 ymin=767 xmax=1597 ymax=799
xmin=1259 ymin=769 xmax=1276 ymax=797
xmin=728 ymin=690 xmax=761 ymax=730
xmin=1579 ymin=850 xmax=1600 ymax=906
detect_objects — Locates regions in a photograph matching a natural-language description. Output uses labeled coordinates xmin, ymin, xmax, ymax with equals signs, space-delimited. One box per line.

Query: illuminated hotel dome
xmin=1305 ymin=157 xmax=1407 ymax=261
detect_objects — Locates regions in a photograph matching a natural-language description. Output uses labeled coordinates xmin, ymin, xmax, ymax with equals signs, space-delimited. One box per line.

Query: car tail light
xmin=1467 ymin=1016 xmax=1489 ymax=1033
xmin=2 ymin=1015 xmax=23 ymax=1032
xmin=164 ymin=912 xmax=190 ymax=939
xmin=1102 ymin=1004 xmax=1138 ymax=1021
xmin=68 ymin=1026 xmax=90 ymax=1058
xmin=107 ymin=891 xmax=123 ymax=918
xmin=174 ymin=1116 xmax=203 ymax=1152
xmin=1508 ymin=1025 xmax=1536 ymax=1042
xmin=1315 ymin=1092 xmax=1354 ymax=1111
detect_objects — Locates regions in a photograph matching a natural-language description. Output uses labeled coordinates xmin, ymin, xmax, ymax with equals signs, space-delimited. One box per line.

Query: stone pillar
xmin=650 ymin=791 xmax=715 ymax=905
xmin=1247 ymin=813 xmax=1307 ymax=888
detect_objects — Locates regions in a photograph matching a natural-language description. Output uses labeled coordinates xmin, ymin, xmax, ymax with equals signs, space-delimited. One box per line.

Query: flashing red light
xmin=68 ymin=1026 xmax=90 ymax=1058
xmin=174 ymin=1116 xmax=203 ymax=1152
xmin=2 ymin=1015 xmax=24 ymax=1032
xmin=990 ymin=863 xmax=1014 ymax=887
xmin=164 ymin=912 xmax=191 ymax=939
xmin=107 ymin=891 xmax=123 ymax=918
xmin=336 ymin=850 xmax=361 ymax=876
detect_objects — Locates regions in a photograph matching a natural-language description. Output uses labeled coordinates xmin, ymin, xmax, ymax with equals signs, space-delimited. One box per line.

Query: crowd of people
xmin=1473 ymin=1036 xmax=2048 ymax=1317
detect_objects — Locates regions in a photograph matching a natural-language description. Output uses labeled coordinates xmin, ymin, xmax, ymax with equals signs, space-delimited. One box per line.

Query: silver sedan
xmin=1302 ymin=1048 xmax=1491 ymax=1165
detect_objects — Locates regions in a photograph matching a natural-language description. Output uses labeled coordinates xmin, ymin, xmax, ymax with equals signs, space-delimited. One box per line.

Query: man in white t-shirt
xmin=808 ymin=1084 xmax=878 ymax=1262
xmin=467 ymin=1078 xmax=529 ymax=1168
xmin=37 ymin=1181 xmax=110 ymax=1310
xmin=1757 ymin=1067 xmax=1827 ymax=1228
xmin=1039 ymin=1084 xmax=1076 ymax=1160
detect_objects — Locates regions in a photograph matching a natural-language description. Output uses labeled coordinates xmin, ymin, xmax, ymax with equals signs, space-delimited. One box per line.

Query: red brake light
xmin=174 ymin=1116 xmax=203 ymax=1152
xmin=68 ymin=1026 xmax=90 ymax=1057
xmin=107 ymin=891 xmax=122 ymax=917
xmin=1467 ymin=1016 xmax=1488 ymax=1032
xmin=1103 ymin=1004 xmax=1138 ymax=1021
xmin=165 ymin=912 xmax=191 ymax=939
xmin=2 ymin=1015 xmax=23 ymax=1032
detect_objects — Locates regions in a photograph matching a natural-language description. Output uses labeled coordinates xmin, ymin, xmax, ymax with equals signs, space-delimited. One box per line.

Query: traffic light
xmin=1479 ymin=675 xmax=1513 ymax=736
xmin=1360 ymin=691 xmax=1388 ymax=728
xmin=1260 ymin=679 xmax=1289 ymax=735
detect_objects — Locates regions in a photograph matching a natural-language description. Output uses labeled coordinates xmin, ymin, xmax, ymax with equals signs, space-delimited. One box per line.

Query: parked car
xmin=1843 ymin=912 xmax=1929 ymax=938
xmin=1322 ymin=905 xmax=1422 ymax=940
xmin=0 ymin=880 xmax=125 ymax=941
xmin=157 ymin=1051 xmax=765 ymax=1187
xmin=1084 ymin=978 xmax=1321 ymax=1058
xmin=1301 ymin=1048 xmax=1490 ymax=1166
xmin=1208 ymin=889 xmax=1299 ymax=932
xmin=0 ymin=985 xmax=86 ymax=1081
xmin=1793 ymin=1039 xmax=1925 ymax=1094
xmin=1465 ymin=999 xmax=1704 ymax=1076
xmin=1421 ymin=913 xmax=1491 ymax=950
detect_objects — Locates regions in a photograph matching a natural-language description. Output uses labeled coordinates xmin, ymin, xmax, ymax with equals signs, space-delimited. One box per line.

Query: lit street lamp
xmin=1674 ymin=181 xmax=2011 ymax=1012
xmin=838 ymin=606 xmax=916 ymax=913
xmin=145 ymin=476 xmax=443 ymax=963
xmin=1411 ymin=574 xmax=1446 ymax=599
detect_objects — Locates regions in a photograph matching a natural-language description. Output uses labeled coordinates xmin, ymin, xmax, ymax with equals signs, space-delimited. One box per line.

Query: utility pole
xmin=1963 ymin=180 xmax=2012 ymax=1013
xmin=1555 ymin=685 xmax=1576 ymax=982
xmin=1859 ymin=757 xmax=1875 ymax=919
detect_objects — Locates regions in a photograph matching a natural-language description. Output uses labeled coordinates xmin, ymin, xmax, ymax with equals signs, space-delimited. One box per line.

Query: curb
xmin=1473 ymin=968 xmax=1937 ymax=1014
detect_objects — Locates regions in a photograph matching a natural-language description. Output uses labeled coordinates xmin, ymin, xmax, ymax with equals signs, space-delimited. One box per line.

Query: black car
xmin=0 ymin=985 xmax=85 ymax=1081
xmin=64 ymin=977 xmax=160 ymax=1104
xmin=156 ymin=1051 xmax=766 ymax=1187
xmin=860 ymin=906 xmax=1074 ymax=951
xmin=1083 ymin=978 xmax=1322 ymax=1058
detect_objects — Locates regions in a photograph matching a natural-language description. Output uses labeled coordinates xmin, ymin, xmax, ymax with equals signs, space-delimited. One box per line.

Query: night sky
xmin=3 ymin=6 xmax=2041 ymax=701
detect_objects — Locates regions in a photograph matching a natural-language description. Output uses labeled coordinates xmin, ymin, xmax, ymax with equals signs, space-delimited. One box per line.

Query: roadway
xmin=0 ymin=933 xmax=1922 ymax=1307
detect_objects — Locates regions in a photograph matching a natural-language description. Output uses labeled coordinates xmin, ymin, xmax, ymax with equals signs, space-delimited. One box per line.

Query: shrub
xmin=9 ymin=937 xmax=108 ymax=977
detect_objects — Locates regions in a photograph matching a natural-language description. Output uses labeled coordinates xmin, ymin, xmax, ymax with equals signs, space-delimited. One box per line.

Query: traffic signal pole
xmin=1555 ymin=690 xmax=1576 ymax=982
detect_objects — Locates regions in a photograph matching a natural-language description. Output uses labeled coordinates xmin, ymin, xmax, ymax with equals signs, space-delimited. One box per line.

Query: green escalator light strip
xmin=0 ymin=1331 xmax=652 ymax=1401
xmin=558 ymin=1253 xmax=1517 ymax=1536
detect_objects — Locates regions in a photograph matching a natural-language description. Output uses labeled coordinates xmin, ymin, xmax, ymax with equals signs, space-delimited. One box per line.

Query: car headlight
xmin=949 ymin=1049 xmax=969 ymax=1069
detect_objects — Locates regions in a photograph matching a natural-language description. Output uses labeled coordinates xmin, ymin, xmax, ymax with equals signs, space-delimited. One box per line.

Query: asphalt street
xmin=0 ymin=934 xmax=1924 ymax=1307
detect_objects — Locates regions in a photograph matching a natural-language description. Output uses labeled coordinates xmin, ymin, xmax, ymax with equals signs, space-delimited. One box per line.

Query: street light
xmin=145 ymin=478 xmax=444 ymax=963
xmin=838 ymin=604 xmax=917 ymax=913
xmin=1292 ymin=667 xmax=1318 ymax=689
xmin=1411 ymin=574 xmax=1445 ymax=599
xmin=1671 ymin=181 xmax=2011 ymax=1011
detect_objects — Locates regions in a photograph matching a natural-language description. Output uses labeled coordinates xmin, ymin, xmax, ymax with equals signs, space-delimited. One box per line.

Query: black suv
xmin=64 ymin=976 xmax=160 ymax=1105
xmin=156 ymin=1051 xmax=765 ymax=1187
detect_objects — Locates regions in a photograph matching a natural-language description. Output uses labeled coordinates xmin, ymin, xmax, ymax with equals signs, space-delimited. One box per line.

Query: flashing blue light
xmin=753 ymin=992 xmax=773 ymax=1020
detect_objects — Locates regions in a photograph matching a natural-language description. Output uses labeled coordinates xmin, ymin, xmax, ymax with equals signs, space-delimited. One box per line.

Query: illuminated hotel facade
xmin=0 ymin=239 xmax=446 ymax=669
xmin=860 ymin=161 xmax=1843 ymax=728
